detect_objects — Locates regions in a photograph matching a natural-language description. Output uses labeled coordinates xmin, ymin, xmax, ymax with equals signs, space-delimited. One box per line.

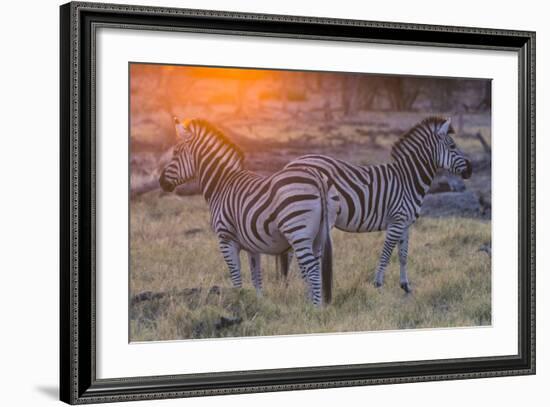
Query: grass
xmin=130 ymin=192 xmax=491 ymax=341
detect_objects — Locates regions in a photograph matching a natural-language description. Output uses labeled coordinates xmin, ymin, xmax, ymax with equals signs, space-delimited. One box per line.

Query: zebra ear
xmin=174 ymin=117 xmax=191 ymax=141
xmin=437 ymin=118 xmax=452 ymax=138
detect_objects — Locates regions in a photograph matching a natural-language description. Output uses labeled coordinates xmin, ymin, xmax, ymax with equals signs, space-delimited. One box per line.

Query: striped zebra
xmin=283 ymin=116 xmax=472 ymax=293
xmin=159 ymin=117 xmax=339 ymax=306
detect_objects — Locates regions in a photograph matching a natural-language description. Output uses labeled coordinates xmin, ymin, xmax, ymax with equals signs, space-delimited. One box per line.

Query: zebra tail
xmin=322 ymin=232 xmax=333 ymax=305
xmin=307 ymin=168 xmax=333 ymax=305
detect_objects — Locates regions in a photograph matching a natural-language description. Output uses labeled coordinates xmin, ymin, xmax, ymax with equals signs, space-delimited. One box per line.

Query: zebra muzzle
xmin=461 ymin=160 xmax=473 ymax=179
xmin=159 ymin=171 xmax=176 ymax=192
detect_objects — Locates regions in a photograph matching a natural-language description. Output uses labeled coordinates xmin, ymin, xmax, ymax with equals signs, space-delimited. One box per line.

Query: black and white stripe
xmin=159 ymin=118 xmax=338 ymax=306
xmin=284 ymin=116 xmax=472 ymax=292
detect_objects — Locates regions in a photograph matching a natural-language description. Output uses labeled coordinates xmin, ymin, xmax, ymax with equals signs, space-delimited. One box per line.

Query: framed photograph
xmin=60 ymin=1 xmax=535 ymax=404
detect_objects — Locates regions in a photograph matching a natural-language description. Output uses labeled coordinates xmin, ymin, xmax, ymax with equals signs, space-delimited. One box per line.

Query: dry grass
xmin=130 ymin=192 xmax=491 ymax=341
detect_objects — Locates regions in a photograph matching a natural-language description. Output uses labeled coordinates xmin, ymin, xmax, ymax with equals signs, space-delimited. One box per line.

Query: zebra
xmin=282 ymin=116 xmax=472 ymax=293
xmin=159 ymin=117 xmax=339 ymax=306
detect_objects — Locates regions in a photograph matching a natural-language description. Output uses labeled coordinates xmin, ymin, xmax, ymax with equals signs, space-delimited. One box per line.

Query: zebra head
xmin=435 ymin=118 xmax=472 ymax=179
xmin=159 ymin=117 xmax=196 ymax=192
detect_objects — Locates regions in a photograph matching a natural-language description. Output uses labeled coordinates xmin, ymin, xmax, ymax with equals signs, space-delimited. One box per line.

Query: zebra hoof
xmin=400 ymin=282 xmax=413 ymax=294
xmin=373 ymin=280 xmax=383 ymax=289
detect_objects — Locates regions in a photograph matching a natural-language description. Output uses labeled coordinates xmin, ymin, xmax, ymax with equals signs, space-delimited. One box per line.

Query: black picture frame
xmin=60 ymin=1 xmax=536 ymax=404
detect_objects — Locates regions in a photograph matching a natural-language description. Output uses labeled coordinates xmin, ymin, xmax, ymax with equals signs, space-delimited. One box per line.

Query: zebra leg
xmin=291 ymin=241 xmax=322 ymax=306
xmin=275 ymin=250 xmax=293 ymax=285
xmin=218 ymin=240 xmax=242 ymax=288
xmin=247 ymin=252 xmax=263 ymax=296
xmin=374 ymin=222 xmax=405 ymax=288
xmin=398 ymin=228 xmax=412 ymax=294
xmin=294 ymin=247 xmax=313 ymax=282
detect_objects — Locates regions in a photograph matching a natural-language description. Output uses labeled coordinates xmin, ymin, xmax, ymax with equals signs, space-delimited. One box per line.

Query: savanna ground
xmin=129 ymin=65 xmax=492 ymax=341
xmin=130 ymin=193 xmax=491 ymax=341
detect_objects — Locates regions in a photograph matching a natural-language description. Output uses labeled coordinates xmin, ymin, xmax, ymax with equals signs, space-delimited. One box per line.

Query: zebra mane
xmin=189 ymin=118 xmax=245 ymax=162
xmin=390 ymin=116 xmax=455 ymax=161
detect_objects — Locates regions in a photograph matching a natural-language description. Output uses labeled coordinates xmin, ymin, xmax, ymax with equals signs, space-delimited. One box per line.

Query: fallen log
xmin=130 ymin=179 xmax=160 ymax=199
xmin=421 ymin=191 xmax=481 ymax=218
xmin=131 ymin=286 xmax=221 ymax=306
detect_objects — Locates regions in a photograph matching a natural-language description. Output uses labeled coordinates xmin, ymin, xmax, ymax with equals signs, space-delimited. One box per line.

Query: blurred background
xmin=130 ymin=64 xmax=491 ymax=218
